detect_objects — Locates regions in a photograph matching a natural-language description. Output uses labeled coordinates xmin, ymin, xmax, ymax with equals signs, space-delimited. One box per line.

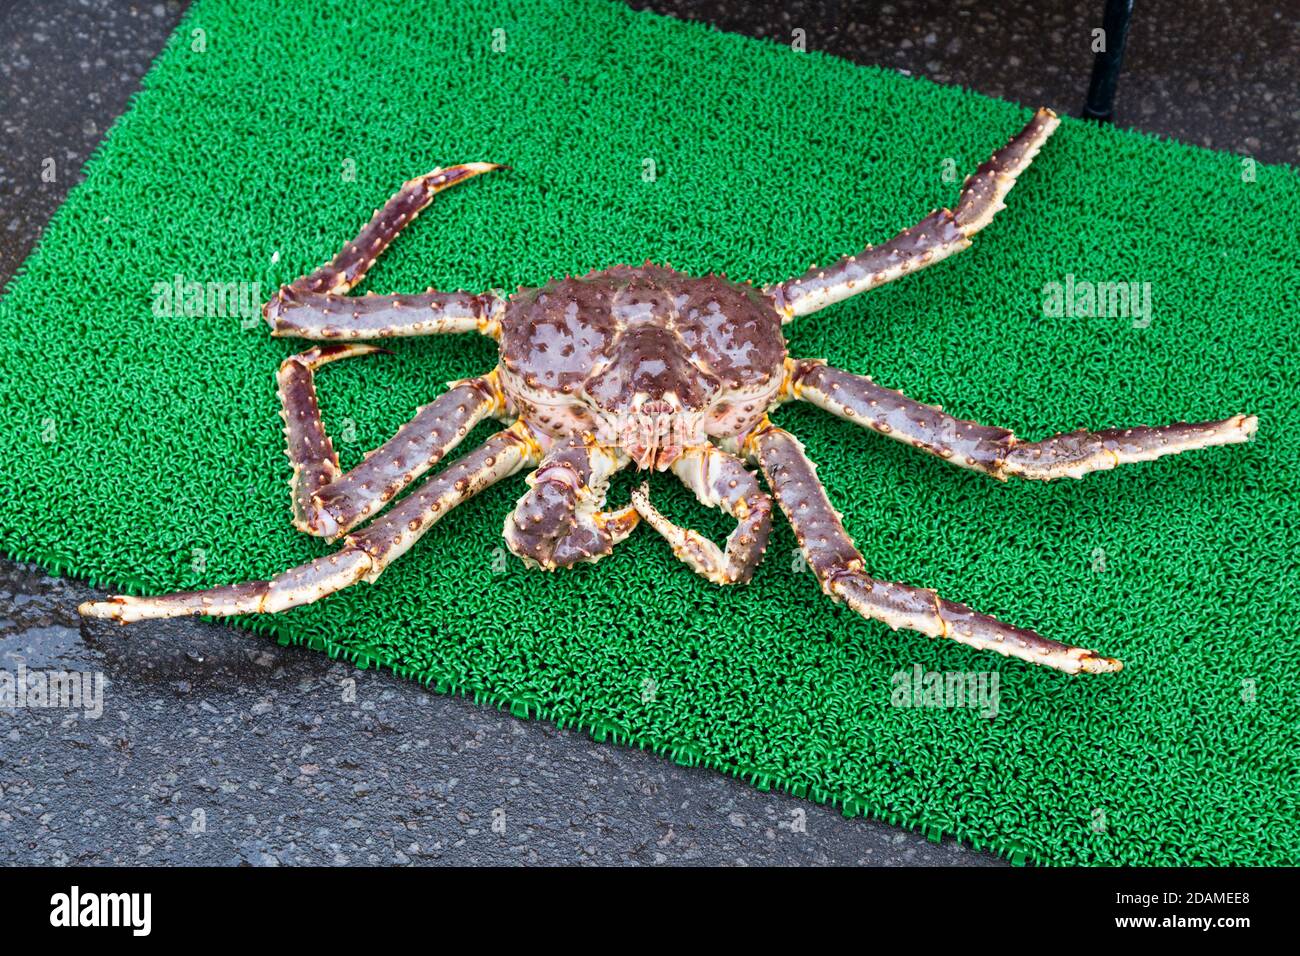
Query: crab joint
xmin=501 ymin=419 xmax=546 ymax=464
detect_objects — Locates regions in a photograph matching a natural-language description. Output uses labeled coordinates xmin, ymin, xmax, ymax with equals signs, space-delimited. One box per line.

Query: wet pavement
xmin=1 ymin=0 xmax=1294 ymax=866
xmin=1 ymin=562 xmax=1006 ymax=865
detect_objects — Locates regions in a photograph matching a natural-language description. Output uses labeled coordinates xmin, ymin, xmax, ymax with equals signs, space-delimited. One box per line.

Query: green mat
xmin=2 ymin=0 xmax=1296 ymax=865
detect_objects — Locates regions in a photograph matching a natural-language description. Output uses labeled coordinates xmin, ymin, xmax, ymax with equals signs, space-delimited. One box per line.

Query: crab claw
xmin=503 ymin=438 xmax=638 ymax=570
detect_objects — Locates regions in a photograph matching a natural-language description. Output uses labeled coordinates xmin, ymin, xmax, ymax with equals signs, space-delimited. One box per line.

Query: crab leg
xmin=78 ymin=424 xmax=539 ymax=623
xmin=767 ymin=108 xmax=1059 ymax=320
xmin=631 ymin=445 xmax=773 ymax=585
xmin=278 ymin=345 xmax=508 ymax=537
xmin=264 ymin=163 xmax=506 ymax=338
xmin=748 ymin=423 xmax=1120 ymax=673
xmin=504 ymin=434 xmax=639 ymax=569
xmin=788 ymin=360 xmax=1258 ymax=480
xmin=278 ymin=343 xmax=384 ymax=535
xmin=266 ymin=287 xmax=503 ymax=340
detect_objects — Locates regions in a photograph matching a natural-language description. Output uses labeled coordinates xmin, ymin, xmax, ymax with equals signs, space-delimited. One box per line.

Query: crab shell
xmin=497 ymin=263 xmax=787 ymax=469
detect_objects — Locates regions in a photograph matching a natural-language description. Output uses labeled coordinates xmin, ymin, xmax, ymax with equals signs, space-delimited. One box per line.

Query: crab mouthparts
xmin=622 ymin=402 xmax=691 ymax=471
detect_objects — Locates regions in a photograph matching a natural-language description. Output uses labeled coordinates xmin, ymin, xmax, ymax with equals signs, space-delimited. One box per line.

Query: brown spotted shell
xmin=497 ymin=263 xmax=787 ymax=440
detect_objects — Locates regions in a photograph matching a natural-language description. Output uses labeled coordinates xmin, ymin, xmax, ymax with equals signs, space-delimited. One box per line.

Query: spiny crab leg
xmin=504 ymin=434 xmax=639 ymax=569
xmin=631 ymin=445 xmax=773 ymax=585
xmin=266 ymin=287 xmax=504 ymax=340
xmin=313 ymin=371 xmax=508 ymax=537
xmin=78 ymin=424 xmax=540 ymax=623
xmin=265 ymin=163 xmax=506 ymax=339
xmin=747 ymin=423 xmax=1121 ymax=674
xmin=277 ymin=343 xmax=386 ymax=535
xmin=767 ymin=108 xmax=1060 ymax=320
xmin=787 ymin=359 xmax=1258 ymax=480
xmin=279 ymin=345 xmax=508 ymax=540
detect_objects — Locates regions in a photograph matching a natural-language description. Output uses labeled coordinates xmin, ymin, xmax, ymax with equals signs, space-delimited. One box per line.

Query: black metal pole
xmin=1083 ymin=0 xmax=1135 ymax=122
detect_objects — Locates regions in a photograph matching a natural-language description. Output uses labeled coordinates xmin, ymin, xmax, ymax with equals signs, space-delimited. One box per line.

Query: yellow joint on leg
xmin=593 ymin=503 xmax=639 ymax=533
xmin=476 ymin=296 xmax=506 ymax=340
xmin=739 ymin=415 xmax=776 ymax=460
xmin=777 ymin=358 xmax=807 ymax=403
xmin=503 ymin=419 xmax=545 ymax=463
xmin=448 ymin=368 xmax=508 ymax=418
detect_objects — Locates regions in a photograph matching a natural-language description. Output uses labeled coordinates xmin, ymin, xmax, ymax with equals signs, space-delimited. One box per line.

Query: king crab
xmin=80 ymin=109 xmax=1257 ymax=674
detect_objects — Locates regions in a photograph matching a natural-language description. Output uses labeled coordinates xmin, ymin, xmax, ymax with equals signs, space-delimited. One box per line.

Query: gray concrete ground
xmin=0 ymin=0 xmax=1294 ymax=866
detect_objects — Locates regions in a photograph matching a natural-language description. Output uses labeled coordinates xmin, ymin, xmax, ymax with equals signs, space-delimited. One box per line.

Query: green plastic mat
xmin=2 ymin=0 xmax=1296 ymax=865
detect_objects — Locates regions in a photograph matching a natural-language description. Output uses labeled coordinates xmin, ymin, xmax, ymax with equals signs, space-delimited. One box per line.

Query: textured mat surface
xmin=1 ymin=0 xmax=1295 ymax=865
